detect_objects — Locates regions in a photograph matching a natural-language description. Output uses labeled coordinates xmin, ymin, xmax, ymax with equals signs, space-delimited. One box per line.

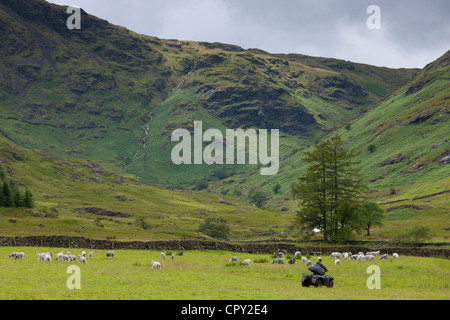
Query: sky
xmin=49 ymin=0 xmax=450 ymax=69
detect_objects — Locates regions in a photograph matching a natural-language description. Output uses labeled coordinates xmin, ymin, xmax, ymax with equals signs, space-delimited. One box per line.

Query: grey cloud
xmin=49 ymin=0 xmax=450 ymax=68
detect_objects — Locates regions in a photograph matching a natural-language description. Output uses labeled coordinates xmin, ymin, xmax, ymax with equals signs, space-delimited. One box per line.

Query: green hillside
xmin=211 ymin=51 xmax=450 ymax=240
xmin=0 ymin=0 xmax=448 ymax=242
xmin=0 ymin=0 xmax=418 ymax=187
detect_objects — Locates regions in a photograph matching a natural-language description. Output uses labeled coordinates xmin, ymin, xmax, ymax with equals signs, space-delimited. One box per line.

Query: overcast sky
xmin=49 ymin=0 xmax=450 ymax=69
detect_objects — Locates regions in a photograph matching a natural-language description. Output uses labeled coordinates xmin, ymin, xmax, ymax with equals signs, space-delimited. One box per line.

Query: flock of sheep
xmin=8 ymin=249 xmax=399 ymax=271
xmin=228 ymin=250 xmax=400 ymax=268
xmin=329 ymin=251 xmax=399 ymax=266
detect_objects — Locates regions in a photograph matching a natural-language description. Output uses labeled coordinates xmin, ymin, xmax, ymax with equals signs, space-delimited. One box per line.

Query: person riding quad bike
xmin=308 ymin=257 xmax=328 ymax=275
xmin=302 ymin=257 xmax=334 ymax=288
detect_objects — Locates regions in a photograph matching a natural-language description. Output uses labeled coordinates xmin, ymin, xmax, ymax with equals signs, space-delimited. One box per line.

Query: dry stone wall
xmin=0 ymin=236 xmax=448 ymax=258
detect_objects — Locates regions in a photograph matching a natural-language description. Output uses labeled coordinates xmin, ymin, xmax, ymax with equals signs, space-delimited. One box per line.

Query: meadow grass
xmin=1 ymin=246 xmax=448 ymax=300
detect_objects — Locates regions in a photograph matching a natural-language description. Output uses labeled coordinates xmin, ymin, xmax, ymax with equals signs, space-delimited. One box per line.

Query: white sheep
xmin=81 ymin=251 xmax=86 ymax=257
xmin=229 ymin=256 xmax=239 ymax=262
xmin=106 ymin=251 xmax=115 ymax=260
xmin=306 ymin=260 xmax=312 ymax=267
xmin=78 ymin=255 xmax=87 ymax=265
xmin=330 ymin=252 xmax=342 ymax=259
xmin=241 ymin=259 xmax=251 ymax=266
xmin=380 ymin=254 xmax=389 ymax=260
xmin=393 ymin=253 xmax=399 ymax=259
xmin=161 ymin=252 xmax=166 ymax=260
xmin=366 ymin=255 xmax=375 ymax=262
xmin=88 ymin=252 xmax=94 ymax=260
xmin=272 ymin=258 xmax=285 ymax=264
xmin=62 ymin=255 xmax=70 ymax=263
xmin=335 ymin=260 xmax=341 ymax=266
xmin=69 ymin=255 xmax=76 ymax=263
xmin=301 ymin=257 xmax=308 ymax=264
xmin=171 ymin=254 xmax=175 ymax=260
xmin=294 ymin=251 xmax=302 ymax=257
xmin=44 ymin=254 xmax=52 ymax=263
xmin=56 ymin=253 xmax=63 ymax=261
xmin=151 ymin=261 xmax=162 ymax=270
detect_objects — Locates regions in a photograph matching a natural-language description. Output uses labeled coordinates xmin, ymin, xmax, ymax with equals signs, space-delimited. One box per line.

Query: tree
xmin=249 ymin=189 xmax=268 ymax=208
xmin=272 ymin=183 xmax=281 ymax=195
xmin=360 ymin=202 xmax=384 ymax=236
xmin=23 ymin=188 xmax=35 ymax=209
xmin=198 ymin=216 xmax=230 ymax=240
xmin=2 ymin=180 xmax=14 ymax=208
xmin=292 ymin=134 xmax=366 ymax=242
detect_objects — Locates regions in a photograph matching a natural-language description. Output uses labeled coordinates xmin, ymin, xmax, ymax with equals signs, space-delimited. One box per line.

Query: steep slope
xmin=212 ymin=51 xmax=449 ymax=239
xmin=0 ymin=0 xmax=417 ymax=186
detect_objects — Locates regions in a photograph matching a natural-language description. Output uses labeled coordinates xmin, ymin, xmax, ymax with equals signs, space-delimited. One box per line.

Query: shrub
xmin=198 ymin=216 xmax=231 ymax=240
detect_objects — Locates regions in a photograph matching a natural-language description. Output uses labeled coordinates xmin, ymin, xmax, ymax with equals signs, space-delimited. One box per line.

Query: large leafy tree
xmin=360 ymin=202 xmax=384 ymax=236
xmin=292 ymin=134 xmax=366 ymax=242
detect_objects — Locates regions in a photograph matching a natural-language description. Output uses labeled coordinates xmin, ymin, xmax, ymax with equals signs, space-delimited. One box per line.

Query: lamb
xmin=229 ymin=256 xmax=239 ymax=262
xmin=88 ymin=252 xmax=94 ymax=260
xmin=393 ymin=253 xmax=399 ymax=259
xmin=106 ymin=251 xmax=115 ymax=260
xmin=335 ymin=260 xmax=341 ymax=266
xmin=161 ymin=252 xmax=166 ymax=260
xmin=241 ymin=259 xmax=252 ymax=266
xmin=380 ymin=254 xmax=389 ymax=260
xmin=78 ymin=255 xmax=87 ymax=265
xmin=151 ymin=261 xmax=162 ymax=270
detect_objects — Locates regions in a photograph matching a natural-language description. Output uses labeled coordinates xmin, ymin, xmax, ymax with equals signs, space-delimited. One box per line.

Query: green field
xmin=1 ymin=247 xmax=449 ymax=300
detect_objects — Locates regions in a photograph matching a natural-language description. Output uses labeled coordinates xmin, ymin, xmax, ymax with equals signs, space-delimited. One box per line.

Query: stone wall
xmin=0 ymin=236 xmax=448 ymax=258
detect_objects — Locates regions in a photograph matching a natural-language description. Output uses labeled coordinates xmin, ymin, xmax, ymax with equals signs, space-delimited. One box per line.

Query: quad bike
xmin=301 ymin=272 xmax=334 ymax=288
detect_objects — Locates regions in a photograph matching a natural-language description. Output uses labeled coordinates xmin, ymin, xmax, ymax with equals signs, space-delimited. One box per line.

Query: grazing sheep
xmin=335 ymin=260 xmax=341 ymax=266
xmin=62 ymin=255 xmax=69 ymax=263
xmin=330 ymin=252 xmax=342 ymax=259
xmin=78 ymin=256 xmax=87 ymax=265
xmin=288 ymin=258 xmax=296 ymax=265
xmin=44 ymin=254 xmax=52 ymax=263
xmin=393 ymin=253 xmax=399 ymax=259
xmin=161 ymin=252 xmax=166 ymax=260
xmin=380 ymin=254 xmax=389 ymax=260
xmin=9 ymin=252 xmax=24 ymax=260
xmin=81 ymin=251 xmax=86 ymax=258
xmin=366 ymin=255 xmax=375 ymax=262
xmin=272 ymin=258 xmax=285 ymax=265
xmin=56 ymin=253 xmax=63 ymax=261
xmin=88 ymin=252 xmax=94 ymax=260
xmin=69 ymin=255 xmax=76 ymax=263
xmin=106 ymin=251 xmax=115 ymax=260
xmin=229 ymin=256 xmax=239 ymax=262
xmin=294 ymin=251 xmax=302 ymax=257
xmin=151 ymin=261 xmax=162 ymax=270
xmin=306 ymin=260 xmax=312 ymax=267
xmin=171 ymin=254 xmax=175 ymax=261
xmin=241 ymin=259 xmax=252 ymax=266
xmin=275 ymin=251 xmax=284 ymax=258
xmin=301 ymin=257 xmax=308 ymax=264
